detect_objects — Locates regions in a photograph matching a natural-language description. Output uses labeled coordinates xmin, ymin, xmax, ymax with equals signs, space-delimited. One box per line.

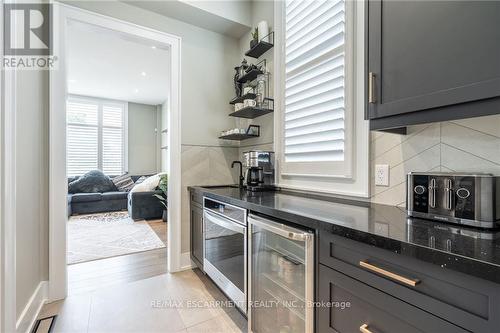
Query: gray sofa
xmin=67 ymin=175 xmax=164 ymax=220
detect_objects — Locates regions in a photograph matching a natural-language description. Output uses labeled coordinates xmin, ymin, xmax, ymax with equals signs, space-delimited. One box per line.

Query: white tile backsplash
xmin=371 ymin=114 xmax=500 ymax=206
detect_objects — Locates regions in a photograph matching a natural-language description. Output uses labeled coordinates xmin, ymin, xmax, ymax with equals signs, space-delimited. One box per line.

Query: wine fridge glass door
xmin=248 ymin=214 xmax=314 ymax=333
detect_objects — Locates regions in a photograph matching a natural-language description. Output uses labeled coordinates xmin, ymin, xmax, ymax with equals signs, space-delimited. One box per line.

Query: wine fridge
xmin=248 ymin=214 xmax=314 ymax=333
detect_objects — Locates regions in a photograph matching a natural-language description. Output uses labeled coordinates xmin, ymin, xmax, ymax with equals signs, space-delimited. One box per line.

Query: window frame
xmin=66 ymin=94 xmax=128 ymax=176
xmin=274 ymin=0 xmax=370 ymax=197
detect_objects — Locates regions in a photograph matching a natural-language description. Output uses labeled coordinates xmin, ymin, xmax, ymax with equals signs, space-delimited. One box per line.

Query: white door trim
xmin=1 ymin=0 xmax=18 ymax=330
xmin=49 ymin=3 xmax=182 ymax=301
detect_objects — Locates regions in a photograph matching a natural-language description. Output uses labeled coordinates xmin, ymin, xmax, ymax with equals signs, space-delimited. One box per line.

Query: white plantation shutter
xmin=66 ymin=96 xmax=127 ymax=177
xmin=102 ymin=104 xmax=125 ymax=175
xmin=282 ymin=0 xmax=352 ymax=176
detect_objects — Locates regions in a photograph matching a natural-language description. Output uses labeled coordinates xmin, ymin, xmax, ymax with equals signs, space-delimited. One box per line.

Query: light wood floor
xmin=68 ymin=219 xmax=168 ymax=296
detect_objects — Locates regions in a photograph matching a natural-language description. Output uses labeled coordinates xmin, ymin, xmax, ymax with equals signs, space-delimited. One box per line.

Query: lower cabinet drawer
xmin=319 ymin=232 xmax=500 ymax=332
xmin=317 ymin=264 xmax=467 ymax=333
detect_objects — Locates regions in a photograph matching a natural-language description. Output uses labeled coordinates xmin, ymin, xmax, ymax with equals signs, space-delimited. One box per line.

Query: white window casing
xmin=66 ymin=95 xmax=128 ymax=177
xmin=274 ymin=0 xmax=370 ymax=197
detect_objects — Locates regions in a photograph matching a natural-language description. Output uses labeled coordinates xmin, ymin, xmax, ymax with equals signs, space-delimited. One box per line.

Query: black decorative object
xmin=245 ymin=63 xmax=259 ymax=73
xmin=236 ymin=59 xmax=266 ymax=84
xmin=238 ymin=59 xmax=248 ymax=78
xmin=233 ymin=66 xmax=242 ymax=97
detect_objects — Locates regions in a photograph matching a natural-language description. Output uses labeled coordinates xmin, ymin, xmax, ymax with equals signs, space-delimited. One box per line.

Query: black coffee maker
xmin=243 ymin=151 xmax=275 ymax=191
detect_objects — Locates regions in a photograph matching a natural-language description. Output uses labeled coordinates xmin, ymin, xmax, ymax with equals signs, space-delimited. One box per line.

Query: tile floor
xmin=39 ymin=269 xmax=247 ymax=332
xmin=68 ymin=248 xmax=168 ymax=296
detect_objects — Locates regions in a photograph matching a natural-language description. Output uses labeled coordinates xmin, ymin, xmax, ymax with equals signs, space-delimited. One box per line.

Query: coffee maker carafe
xmin=243 ymin=151 xmax=275 ymax=191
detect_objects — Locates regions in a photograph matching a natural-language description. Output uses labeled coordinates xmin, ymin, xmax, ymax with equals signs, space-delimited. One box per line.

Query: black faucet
xmin=231 ymin=161 xmax=245 ymax=188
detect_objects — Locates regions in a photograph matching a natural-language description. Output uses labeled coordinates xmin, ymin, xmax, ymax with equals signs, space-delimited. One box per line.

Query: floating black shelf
xmin=219 ymin=125 xmax=260 ymax=141
xmin=229 ymin=93 xmax=257 ymax=105
xmin=245 ymin=32 xmax=274 ymax=59
xmin=218 ymin=133 xmax=260 ymax=141
xmin=229 ymin=99 xmax=274 ymax=119
xmin=237 ymin=69 xmax=263 ymax=84
xmin=229 ymin=106 xmax=273 ymax=119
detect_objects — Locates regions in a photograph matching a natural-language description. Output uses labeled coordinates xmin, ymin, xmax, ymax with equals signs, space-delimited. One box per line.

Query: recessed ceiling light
xmin=141 ymin=71 xmax=146 ymax=77
xmin=134 ymin=89 xmax=139 ymax=93
xmin=151 ymin=46 xmax=157 ymax=49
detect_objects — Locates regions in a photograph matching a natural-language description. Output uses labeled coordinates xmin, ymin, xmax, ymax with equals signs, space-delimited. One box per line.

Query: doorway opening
xmin=49 ymin=4 xmax=182 ymax=301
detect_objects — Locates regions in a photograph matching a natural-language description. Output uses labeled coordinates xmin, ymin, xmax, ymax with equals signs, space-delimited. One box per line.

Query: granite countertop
xmin=189 ymin=185 xmax=500 ymax=284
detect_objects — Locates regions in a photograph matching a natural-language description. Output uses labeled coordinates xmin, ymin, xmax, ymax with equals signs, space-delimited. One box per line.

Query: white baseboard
xmin=16 ymin=281 xmax=48 ymax=333
xmin=180 ymin=251 xmax=195 ymax=271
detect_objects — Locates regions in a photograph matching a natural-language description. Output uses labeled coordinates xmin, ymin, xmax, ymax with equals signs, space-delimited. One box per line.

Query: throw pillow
xmin=68 ymin=170 xmax=117 ymax=194
xmin=130 ymin=174 xmax=160 ymax=193
xmin=112 ymin=174 xmax=135 ymax=192
xmin=134 ymin=176 xmax=147 ymax=185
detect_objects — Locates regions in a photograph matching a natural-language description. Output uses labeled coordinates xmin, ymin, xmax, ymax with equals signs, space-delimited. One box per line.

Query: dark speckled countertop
xmin=189 ymin=186 xmax=500 ymax=284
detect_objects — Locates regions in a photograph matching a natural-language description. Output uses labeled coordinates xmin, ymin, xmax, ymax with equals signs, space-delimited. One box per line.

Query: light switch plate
xmin=375 ymin=164 xmax=390 ymax=186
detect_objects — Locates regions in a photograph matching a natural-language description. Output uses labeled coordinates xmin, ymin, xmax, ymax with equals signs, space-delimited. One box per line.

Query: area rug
xmin=67 ymin=211 xmax=166 ymax=265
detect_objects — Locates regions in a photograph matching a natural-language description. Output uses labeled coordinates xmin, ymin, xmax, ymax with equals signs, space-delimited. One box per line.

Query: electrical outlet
xmin=375 ymin=164 xmax=389 ymax=186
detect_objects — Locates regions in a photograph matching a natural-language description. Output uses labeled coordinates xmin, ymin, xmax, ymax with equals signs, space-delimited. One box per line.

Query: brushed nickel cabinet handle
xmin=360 ymin=324 xmax=373 ymax=333
xmin=368 ymin=72 xmax=376 ymax=103
xmin=359 ymin=261 xmax=420 ymax=287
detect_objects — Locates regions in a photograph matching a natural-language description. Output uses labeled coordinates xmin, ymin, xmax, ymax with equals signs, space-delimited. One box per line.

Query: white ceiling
xmin=67 ymin=21 xmax=170 ymax=105
xmin=125 ymin=0 xmax=251 ymax=38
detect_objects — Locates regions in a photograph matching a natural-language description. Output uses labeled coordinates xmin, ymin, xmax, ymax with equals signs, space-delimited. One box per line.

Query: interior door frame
xmin=49 ymin=3 xmax=183 ymax=301
xmin=1 ymin=0 xmax=18 ymax=330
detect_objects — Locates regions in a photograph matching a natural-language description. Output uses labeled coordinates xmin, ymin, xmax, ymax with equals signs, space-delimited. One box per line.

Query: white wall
xmin=127 ymin=102 xmax=160 ymax=175
xmin=160 ymin=101 xmax=169 ymax=172
xmin=15 ymin=69 xmax=49 ymax=317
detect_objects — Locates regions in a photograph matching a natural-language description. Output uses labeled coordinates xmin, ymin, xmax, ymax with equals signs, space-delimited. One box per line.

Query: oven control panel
xmin=203 ymin=197 xmax=246 ymax=225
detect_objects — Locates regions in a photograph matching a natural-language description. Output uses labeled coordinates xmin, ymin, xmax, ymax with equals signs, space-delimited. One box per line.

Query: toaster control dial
xmin=456 ymin=188 xmax=470 ymax=199
xmin=414 ymin=185 xmax=426 ymax=195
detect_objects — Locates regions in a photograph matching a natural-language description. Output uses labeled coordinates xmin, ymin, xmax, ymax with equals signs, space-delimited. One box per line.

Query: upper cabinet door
xmin=367 ymin=1 xmax=500 ymax=126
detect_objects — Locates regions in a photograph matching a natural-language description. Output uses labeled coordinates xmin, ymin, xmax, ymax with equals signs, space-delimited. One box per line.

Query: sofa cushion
xmin=130 ymin=174 xmax=160 ymax=193
xmin=71 ymin=193 xmax=102 ymax=203
xmin=101 ymin=191 xmax=128 ymax=201
xmin=134 ymin=176 xmax=147 ymax=185
xmin=68 ymin=170 xmax=117 ymax=194
xmin=112 ymin=174 xmax=135 ymax=192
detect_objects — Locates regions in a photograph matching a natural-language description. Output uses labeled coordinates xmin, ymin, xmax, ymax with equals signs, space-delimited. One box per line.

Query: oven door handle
xmin=204 ymin=210 xmax=246 ymax=234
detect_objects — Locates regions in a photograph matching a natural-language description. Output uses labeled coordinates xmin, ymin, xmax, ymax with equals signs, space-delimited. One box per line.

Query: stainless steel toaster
xmin=407 ymin=172 xmax=500 ymax=229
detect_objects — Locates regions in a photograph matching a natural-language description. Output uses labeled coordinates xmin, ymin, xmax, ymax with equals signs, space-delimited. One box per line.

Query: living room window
xmin=66 ymin=95 xmax=128 ymax=176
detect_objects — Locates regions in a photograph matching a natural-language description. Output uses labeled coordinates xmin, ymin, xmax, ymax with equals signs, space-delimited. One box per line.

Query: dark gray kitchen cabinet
xmin=190 ymin=193 xmax=204 ymax=270
xmin=367 ymin=1 xmax=500 ymax=131
xmin=317 ymin=265 xmax=467 ymax=333
xmin=318 ymin=231 xmax=500 ymax=332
